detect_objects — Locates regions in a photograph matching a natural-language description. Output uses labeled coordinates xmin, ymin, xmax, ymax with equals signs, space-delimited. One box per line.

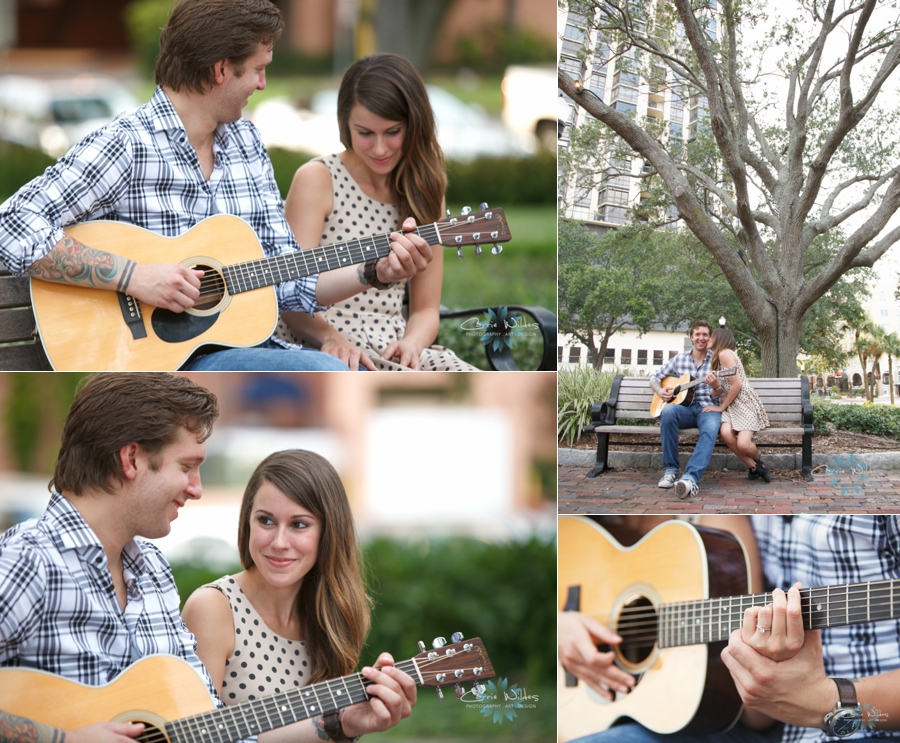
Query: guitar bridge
xmin=117 ymin=292 xmax=147 ymax=340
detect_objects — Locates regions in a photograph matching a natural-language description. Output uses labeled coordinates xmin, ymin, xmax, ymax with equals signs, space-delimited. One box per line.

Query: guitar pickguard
xmin=151 ymin=308 xmax=219 ymax=343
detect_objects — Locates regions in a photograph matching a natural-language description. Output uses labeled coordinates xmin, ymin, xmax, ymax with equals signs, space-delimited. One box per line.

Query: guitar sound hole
xmin=617 ymin=596 xmax=657 ymax=666
xmin=135 ymin=722 xmax=166 ymax=742
xmin=192 ymin=263 xmax=226 ymax=311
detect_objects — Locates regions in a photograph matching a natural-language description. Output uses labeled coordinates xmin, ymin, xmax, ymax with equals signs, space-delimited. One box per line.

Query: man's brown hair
xmin=155 ymin=0 xmax=283 ymax=94
xmin=689 ymin=320 xmax=712 ymax=336
xmin=52 ymin=373 xmax=219 ymax=495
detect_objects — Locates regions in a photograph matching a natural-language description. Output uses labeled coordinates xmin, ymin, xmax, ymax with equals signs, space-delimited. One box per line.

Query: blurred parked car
xmin=501 ymin=65 xmax=558 ymax=151
xmin=0 ymin=75 xmax=139 ymax=157
xmin=251 ymin=84 xmax=531 ymax=161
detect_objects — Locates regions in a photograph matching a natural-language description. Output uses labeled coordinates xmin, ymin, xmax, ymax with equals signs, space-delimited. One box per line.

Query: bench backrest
xmin=0 ymin=269 xmax=45 ymax=370
xmin=610 ymin=376 xmax=808 ymax=425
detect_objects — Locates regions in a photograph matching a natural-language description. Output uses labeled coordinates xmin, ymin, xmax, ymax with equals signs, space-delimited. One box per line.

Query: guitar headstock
xmin=720 ymin=366 xmax=738 ymax=377
xmin=436 ymin=204 xmax=511 ymax=258
xmin=413 ymin=635 xmax=495 ymax=700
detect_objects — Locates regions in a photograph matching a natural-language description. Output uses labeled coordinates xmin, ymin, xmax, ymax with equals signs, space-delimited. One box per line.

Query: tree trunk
xmin=755 ymin=308 xmax=803 ymax=378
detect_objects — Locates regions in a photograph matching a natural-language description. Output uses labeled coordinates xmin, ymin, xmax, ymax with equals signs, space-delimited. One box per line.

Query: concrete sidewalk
xmin=558 ymin=459 xmax=900 ymax=514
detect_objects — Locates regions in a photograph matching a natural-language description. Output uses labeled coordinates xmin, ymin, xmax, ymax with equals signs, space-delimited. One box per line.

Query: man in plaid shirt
xmin=649 ymin=320 xmax=725 ymax=498
xmin=0 ymin=373 xmax=415 ymax=743
xmin=0 ymin=0 xmax=431 ymax=372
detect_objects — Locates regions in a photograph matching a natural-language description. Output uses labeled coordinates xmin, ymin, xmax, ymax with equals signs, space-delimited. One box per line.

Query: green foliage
xmin=811 ymin=397 xmax=900 ymax=440
xmin=2 ymin=373 xmax=85 ymax=473
xmin=557 ymin=367 xmax=618 ymax=445
xmin=0 ymin=143 xmax=55 ymax=203
xmin=363 ymin=537 xmax=555 ymax=684
xmin=454 ymin=26 xmax=556 ymax=74
xmin=446 ymin=152 xmax=555 ymax=207
xmin=559 ymin=222 xmax=669 ymax=367
xmin=124 ymin=0 xmax=172 ymax=79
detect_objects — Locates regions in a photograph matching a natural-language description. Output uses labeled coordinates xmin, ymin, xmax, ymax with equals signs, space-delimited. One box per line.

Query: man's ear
xmin=118 ymin=443 xmax=142 ymax=481
xmin=212 ymin=59 xmax=228 ymax=85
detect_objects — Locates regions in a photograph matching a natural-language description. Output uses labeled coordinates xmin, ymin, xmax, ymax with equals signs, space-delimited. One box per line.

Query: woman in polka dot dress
xmin=182 ymin=450 xmax=416 ymax=742
xmin=276 ymin=53 xmax=477 ymax=371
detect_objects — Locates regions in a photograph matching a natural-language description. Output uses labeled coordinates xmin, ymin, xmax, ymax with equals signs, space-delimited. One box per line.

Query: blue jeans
xmin=659 ymin=402 xmax=721 ymax=485
xmin=571 ymin=722 xmax=784 ymax=743
xmin=181 ymin=341 xmax=350 ymax=371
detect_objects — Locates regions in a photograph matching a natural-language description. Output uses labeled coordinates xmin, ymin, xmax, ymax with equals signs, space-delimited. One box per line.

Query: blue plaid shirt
xmin=0 ymin=492 xmax=259 ymax=739
xmin=0 ymin=87 xmax=320 ymax=321
xmin=650 ymin=349 xmax=716 ymax=408
xmin=751 ymin=516 xmax=900 ymax=742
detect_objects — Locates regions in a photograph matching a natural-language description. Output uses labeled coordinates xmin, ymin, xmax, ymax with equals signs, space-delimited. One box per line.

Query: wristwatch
xmin=823 ymin=677 xmax=861 ymax=738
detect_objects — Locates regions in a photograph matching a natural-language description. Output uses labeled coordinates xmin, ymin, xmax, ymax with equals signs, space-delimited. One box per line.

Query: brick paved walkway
xmin=558 ymin=465 xmax=900 ymax=513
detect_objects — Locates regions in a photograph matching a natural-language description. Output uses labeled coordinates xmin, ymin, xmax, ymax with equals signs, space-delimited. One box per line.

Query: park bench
xmin=0 ymin=267 xmax=556 ymax=371
xmin=583 ymin=375 xmax=814 ymax=481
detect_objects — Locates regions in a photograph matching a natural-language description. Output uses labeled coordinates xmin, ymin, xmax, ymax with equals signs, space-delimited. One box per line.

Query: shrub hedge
xmin=811 ymin=397 xmax=900 ymax=439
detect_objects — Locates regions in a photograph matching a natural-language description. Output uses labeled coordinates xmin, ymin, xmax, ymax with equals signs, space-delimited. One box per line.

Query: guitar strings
xmin=125 ymin=648 xmax=489 ymax=743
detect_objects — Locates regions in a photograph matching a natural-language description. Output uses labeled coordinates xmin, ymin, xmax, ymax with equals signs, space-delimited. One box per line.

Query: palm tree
xmin=882 ymin=330 xmax=900 ymax=406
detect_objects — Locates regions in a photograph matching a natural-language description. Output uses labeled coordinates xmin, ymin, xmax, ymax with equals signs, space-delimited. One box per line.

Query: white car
xmin=501 ymin=65 xmax=558 ymax=151
xmin=0 ymin=75 xmax=138 ymax=157
xmin=251 ymin=84 xmax=531 ymax=161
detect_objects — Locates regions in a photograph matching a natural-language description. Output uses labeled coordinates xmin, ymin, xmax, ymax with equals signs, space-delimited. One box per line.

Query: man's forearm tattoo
xmin=0 ymin=712 xmax=65 ymax=743
xmin=28 ymin=236 xmax=135 ymax=293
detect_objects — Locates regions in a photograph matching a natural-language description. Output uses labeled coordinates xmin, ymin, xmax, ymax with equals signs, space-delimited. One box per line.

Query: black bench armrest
xmin=439 ymin=304 xmax=557 ymax=371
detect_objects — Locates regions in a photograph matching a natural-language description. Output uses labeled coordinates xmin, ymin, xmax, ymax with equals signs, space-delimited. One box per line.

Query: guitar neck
xmin=657 ymin=580 xmax=900 ymax=648
xmin=165 ymin=659 xmax=418 ymax=743
xmin=222 ymin=224 xmax=440 ymax=294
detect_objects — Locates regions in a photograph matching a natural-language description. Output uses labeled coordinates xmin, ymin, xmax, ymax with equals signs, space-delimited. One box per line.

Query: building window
xmin=568 ymin=346 xmax=582 ymax=364
xmin=605 ymin=347 xmax=615 ymax=361
xmin=621 ymin=349 xmax=632 ymax=365
xmin=558 ymin=346 xmax=563 ymax=362
xmin=637 ymin=349 xmax=648 ymax=365
xmin=653 ymin=350 xmax=663 ymax=365
xmin=669 ymin=350 xmax=677 ymax=359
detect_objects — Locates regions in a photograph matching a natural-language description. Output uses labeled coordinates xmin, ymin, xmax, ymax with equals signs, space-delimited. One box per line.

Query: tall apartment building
xmin=557 ymin=2 xmax=718 ymax=228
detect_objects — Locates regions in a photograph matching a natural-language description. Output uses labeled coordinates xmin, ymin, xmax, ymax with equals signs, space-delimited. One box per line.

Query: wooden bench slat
xmin=0 ymin=275 xmax=32 ymax=310
xmin=0 ymin=309 xmax=38 ymax=343
xmin=0 ymin=344 xmax=44 ymax=370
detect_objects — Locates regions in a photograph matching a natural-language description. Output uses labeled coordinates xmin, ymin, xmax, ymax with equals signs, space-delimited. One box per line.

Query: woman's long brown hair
xmin=237 ymin=450 xmax=371 ymax=682
xmin=710 ymin=327 xmax=737 ymax=372
xmin=337 ymin=53 xmax=446 ymax=224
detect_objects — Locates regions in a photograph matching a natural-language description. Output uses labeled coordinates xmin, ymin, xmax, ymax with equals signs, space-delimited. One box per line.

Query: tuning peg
xmin=451 ymin=632 xmax=464 ymax=643
xmin=417 ymin=640 xmax=426 ymax=652
xmin=455 ymin=683 xmax=465 ymax=699
xmin=456 ymin=247 xmax=464 ymax=259
xmin=432 ymin=637 xmax=447 ymax=649
xmin=436 ymin=686 xmax=444 ymax=702
xmin=474 ymin=245 xmax=482 ymax=256
xmin=479 ymin=202 xmax=489 ymax=211
xmin=446 ymin=209 xmax=451 ymax=218
xmin=491 ymin=244 xmax=503 ymax=255
xmin=460 ymin=206 xmax=472 ymax=215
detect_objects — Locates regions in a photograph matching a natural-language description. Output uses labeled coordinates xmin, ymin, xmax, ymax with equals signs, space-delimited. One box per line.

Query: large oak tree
xmin=559 ymin=0 xmax=900 ymax=376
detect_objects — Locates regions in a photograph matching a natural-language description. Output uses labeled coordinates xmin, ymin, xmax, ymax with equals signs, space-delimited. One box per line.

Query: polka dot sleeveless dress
xmin=206 ymin=576 xmax=312 ymax=704
xmin=275 ymin=154 xmax=477 ymax=371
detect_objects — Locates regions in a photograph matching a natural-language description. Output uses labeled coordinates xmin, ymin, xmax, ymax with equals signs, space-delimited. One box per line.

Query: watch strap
xmin=832 ymin=677 xmax=858 ymax=708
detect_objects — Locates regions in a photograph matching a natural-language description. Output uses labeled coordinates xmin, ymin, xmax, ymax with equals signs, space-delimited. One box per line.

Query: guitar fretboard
xmin=655 ymin=580 xmax=900 ymax=648
xmin=222 ymin=225 xmax=441 ymax=294
xmin=164 ymin=659 xmax=419 ymax=743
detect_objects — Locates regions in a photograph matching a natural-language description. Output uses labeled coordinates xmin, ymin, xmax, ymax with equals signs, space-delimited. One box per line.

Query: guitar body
xmin=649 ymin=373 xmax=694 ymax=417
xmin=0 ymin=655 xmax=214 ymax=741
xmin=31 ymin=215 xmax=278 ymax=370
xmin=557 ymin=517 xmax=749 ymax=742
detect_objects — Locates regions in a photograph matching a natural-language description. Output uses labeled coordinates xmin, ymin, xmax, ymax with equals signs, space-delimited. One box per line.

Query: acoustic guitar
xmin=0 ymin=636 xmax=493 ymax=743
xmin=649 ymin=366 xmax=737 ymax=417
xmin=557 ymin=517 xmax=900 ymax=741
xmin=30 ymin=207 xmax=510 ymax=370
